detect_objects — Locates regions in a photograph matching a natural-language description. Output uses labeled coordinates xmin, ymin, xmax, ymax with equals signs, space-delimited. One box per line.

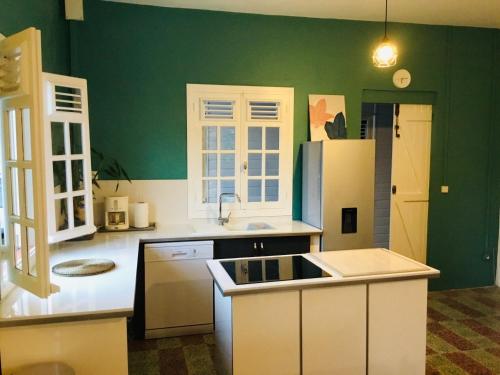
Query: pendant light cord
xmin=384 ymin=0 xmax=388 ymax=38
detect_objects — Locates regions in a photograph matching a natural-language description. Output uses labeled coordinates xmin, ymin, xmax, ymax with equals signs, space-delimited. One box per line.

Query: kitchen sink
xmin=224 ymin=222 xmax=275 ymax=231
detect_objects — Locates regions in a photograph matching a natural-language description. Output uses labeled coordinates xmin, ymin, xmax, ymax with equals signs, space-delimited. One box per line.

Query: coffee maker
xmin=104 ymin=196 xmax=129 ymax=230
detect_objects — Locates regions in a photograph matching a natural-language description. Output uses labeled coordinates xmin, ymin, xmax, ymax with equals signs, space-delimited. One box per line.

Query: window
xmin=187 ymin=84 xmax=293 ymax=218
xmin=0 ymin=28 xmax=95 ymax=298
xmin=0 ymin=27 xmax=55 ymax=298
xmin=42 ymin=73 xmax=95 ymax=243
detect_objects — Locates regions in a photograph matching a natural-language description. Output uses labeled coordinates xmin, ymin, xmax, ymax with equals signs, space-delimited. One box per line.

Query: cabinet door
xmin=232 ymin=290 xmax=300 ymax=375
xmin=302 ymin=285 xmax=366 ymax=375
xmin=42 ymin=73 xmax=96 ymax=243
xmin=368 ymin=279 xmax=427 ymax=375
xmin=260 ymin=235 xmax=310 ymax=256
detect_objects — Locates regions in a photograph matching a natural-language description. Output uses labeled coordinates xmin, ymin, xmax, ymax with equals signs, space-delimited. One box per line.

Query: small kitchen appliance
xmin=104 ymin=196 xmax=129 ymax=230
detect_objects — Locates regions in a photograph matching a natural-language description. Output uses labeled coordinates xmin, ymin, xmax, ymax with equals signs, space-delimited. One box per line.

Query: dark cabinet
xmin=214 ymin=235 xmax=310 ymax=259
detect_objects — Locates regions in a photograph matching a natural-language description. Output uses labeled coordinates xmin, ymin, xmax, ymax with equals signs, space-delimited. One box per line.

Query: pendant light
xmin=372 ymin=0 xmax=398 ymax=68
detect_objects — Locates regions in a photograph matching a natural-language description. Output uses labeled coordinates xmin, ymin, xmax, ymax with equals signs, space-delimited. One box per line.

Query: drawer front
xmin=145 ymin=241 xmax=214 ymax=261
xmin=214 ymin=236 xmax=310 ymax=259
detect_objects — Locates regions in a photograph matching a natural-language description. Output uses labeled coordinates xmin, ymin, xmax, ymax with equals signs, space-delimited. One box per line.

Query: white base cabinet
xmin=302 ymin=285 xmax=366 ymax=375
xmin=215 ymin=280 xmax=428 ymax=375
xmin=0 ymin=318 xmax=128 ymax=375
xmin=368 ymin=279 xmax=428 ymax=375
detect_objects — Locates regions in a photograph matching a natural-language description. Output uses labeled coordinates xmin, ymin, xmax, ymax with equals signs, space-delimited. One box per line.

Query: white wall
xmin=93 ymin=180 xmax=189 ymax=226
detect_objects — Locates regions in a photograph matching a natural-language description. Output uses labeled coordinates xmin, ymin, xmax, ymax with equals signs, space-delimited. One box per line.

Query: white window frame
xmin=42 ymin=73 xmax=95 ymax=243
xmin=0 ymin=28 xmax=57 ymax=298
xmin=187 ymin=84 xmax=293 ymax=219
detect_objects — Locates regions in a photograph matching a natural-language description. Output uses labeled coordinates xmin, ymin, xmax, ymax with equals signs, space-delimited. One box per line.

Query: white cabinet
xmin=232 ymin=290 xmax=300 ymax=375
xmin=214 ymin=280 xmax=429 ymax=375
xmin=216 ymin=289 xmax=301 ymax=375
xmin=368 ymin=279 xmax=428 ymax=375
xmin=302 ymin=285 xmax=366 ymax=375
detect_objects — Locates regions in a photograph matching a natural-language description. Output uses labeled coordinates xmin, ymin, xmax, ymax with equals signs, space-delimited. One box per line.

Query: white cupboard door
xmin=232 ymin=290 xmax=300 ymax=375
xmin=390 ymin=104 xmax=432 ymax=263
xmin=42 ymin=73 xmax=96 ymax=243
xmin=0 ymin=28 xmax=55 ymax=297
xmin=302 ymin=285 xmax=366 ymax=375
xmin=368 ymin=279 xmax=428 ymax=375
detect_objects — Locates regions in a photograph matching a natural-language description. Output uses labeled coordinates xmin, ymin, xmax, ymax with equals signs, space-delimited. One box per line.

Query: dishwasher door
xmin=145 ymin=241 xmax=214 ymax=338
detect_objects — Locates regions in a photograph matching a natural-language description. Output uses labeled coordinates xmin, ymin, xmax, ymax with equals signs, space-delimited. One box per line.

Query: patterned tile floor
xmin=129 ymin=286 xmax=500 ymax=375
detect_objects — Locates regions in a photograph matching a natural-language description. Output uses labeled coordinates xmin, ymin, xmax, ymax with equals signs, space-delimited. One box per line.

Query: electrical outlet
xmin=441 ymin=185 xmax=449 ymax=193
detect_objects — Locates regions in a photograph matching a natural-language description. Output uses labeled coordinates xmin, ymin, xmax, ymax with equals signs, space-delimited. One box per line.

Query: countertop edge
xmin=0 ymin=308 xmax=133 ymax=328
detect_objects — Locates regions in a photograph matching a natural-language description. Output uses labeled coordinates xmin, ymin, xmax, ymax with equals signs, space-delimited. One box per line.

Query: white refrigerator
xmin=302 ymin=140 xmax=375 ymax=251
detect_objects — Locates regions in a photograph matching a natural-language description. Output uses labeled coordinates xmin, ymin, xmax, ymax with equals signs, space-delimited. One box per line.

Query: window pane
xmin=248 ymin=153 xmax=262 ymax=176
xmin=22 ymin=108 xmax=32 ymax=160
xmin=55 ymin=198 xmax=69 ymax=231
xmin=9 ymin=110 xmax=17 ymax=160
xmin=266 ymin=127 xmax=280 ymax=150
xmin=25 ymin=169 xmax=34 ymax=220
xmin=265 ymin=180 xmax=279 ymax=202
xmin=202 ymin=153 xmax=217 ymax=177
xmin=70 ymin=123 xmax=83 ymax=154
xmin=265 ymin=154 xmax=279 ymax=176
xmin=221 ymin=180 xmax=235 ymax=202
xmin=220 ymin=154 xmax=235 ymax=177
xmin=53 ymin=161 xmax=67 ymax=193
xmin=74 ymin=196 xmax=86 ymax=227
xmin=71 ymin=159 xmax=85 ymax=191
xmin=248 ymin=127 xmax=262 ymax=150
xmin=202 ymin=180 xmax=217 ymax=203
xmin=13 ymin=223 xmax=22 ymax=271
xmin=202 ymin=126 xmax=217 ymax=150
xmin=248 ymin=179 xmax=262 ymax=202
xmin=10 ymin=167 xmax=20 ymax=216
xmin=51 ymin=122 xmax=65 ymax=155
xmin=27 ymin=227 xmax=36 ymax=277
xmin=220 ymin=127 xmax=235 ymax=150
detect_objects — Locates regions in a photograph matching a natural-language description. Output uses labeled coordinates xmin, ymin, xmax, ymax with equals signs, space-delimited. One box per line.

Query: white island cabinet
xmin=207 ymin=248 xmax=439 ymax=375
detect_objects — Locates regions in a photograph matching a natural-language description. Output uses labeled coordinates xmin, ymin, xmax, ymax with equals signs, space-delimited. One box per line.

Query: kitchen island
xmin=207 ymin=248 xmax=439 ymax=375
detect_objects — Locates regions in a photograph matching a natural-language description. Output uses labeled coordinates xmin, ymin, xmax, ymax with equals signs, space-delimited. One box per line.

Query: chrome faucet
xmin=218 ymin=193 xmax=241 ymax=225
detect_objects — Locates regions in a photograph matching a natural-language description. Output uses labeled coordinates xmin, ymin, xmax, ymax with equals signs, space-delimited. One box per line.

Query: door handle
xmin=253 ymin=242 xmax=257 ymax=250
xmin=260 ymin=242 xmax=264 ymax=250
xmin=392 ymin=185 xmax=397 ymax=195
xmin=172 ymin=251 xmax=188 ymax=256
xmin=394 ymin=124 xmax=401 ymax=138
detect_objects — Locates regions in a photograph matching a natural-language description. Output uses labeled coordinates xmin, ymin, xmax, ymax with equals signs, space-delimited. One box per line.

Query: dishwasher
xmin=144 ymin=240 xmax=214 ymax=339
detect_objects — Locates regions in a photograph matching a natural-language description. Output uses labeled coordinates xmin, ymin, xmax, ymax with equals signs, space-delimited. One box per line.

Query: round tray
xmin=52 ymin=259 xmax=115 ymax=277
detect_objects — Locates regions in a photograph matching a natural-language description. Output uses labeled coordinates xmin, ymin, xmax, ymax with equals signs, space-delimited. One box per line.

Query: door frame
xmin=362 ymin=90 xmax=436 ymax=263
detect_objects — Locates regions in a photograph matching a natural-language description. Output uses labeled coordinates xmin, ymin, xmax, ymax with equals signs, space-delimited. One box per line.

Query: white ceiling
xmin=106 ymin=0 xmax=500 ymax=29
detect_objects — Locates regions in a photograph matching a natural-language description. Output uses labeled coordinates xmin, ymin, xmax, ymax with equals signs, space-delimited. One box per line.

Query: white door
xmin=389 ymin=104 xmax=432 ymax=263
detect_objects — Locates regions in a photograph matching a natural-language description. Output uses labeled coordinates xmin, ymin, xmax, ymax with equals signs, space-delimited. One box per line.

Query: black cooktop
xmin=220 ymin=255 xmax=331 ymax=285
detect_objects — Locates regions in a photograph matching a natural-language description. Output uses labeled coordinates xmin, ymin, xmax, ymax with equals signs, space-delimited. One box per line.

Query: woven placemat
xmin=52 ymin=259 xmax=115 ymax=277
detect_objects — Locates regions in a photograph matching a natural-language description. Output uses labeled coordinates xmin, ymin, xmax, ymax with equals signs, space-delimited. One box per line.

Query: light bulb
xmin=373 ymin=39 xmax=398 ymax=68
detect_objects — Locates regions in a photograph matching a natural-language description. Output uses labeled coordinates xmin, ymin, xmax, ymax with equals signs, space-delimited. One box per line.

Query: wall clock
xmin=393 ymin=69 xmax=411 ymax=88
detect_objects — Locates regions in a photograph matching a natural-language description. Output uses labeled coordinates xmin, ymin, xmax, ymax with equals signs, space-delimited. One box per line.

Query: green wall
xmin=1 ymin=0 xmax=70 ymax=75
xmin=9 ymin=0 xmax=499 ymax=290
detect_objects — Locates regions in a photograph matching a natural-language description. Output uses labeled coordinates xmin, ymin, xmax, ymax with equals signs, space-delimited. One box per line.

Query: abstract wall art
xmin=308 ymin=95 xmax=347 ymax=141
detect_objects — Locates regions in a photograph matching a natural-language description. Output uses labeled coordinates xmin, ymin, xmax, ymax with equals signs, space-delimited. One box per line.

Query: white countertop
xmin=207 ymin=248 xmax=440 ymax=296
xmin=0 ymin=219 xmax=321 ymax=326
